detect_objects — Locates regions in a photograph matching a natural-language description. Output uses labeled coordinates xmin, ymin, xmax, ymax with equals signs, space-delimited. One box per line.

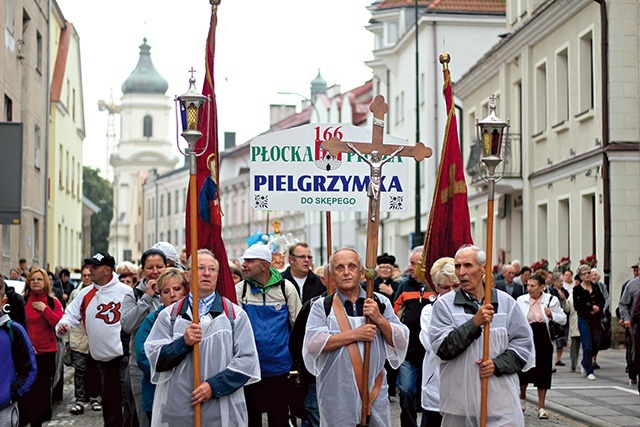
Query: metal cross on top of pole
xmin=321 ymin=95 xmax=432 ymax=426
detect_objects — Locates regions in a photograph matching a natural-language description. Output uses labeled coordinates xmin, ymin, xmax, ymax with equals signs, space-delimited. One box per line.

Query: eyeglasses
xmin=377 ymin=265 xmax=392 ymax=270
xmin=291 ymin=254 xmax=313 ymax=260
xmin=197 ymin=266 xmax=219 ymax=274
xmin=580 ymin=271 xmax=590 ymax=276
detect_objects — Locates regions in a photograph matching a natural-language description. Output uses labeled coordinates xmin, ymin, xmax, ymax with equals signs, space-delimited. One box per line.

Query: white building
xmin=365 ymin=0 xmax=508 ymax=268
xmin=109 ymin=39 xmax=178 ymax=263
xmin=48 ymin=2 xmax=85 ymax=270
xmin=454 ymin=0 xmax=640 ymax=308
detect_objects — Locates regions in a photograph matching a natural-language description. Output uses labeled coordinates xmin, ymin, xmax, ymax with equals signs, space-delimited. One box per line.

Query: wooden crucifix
xmin=321 ymin=95 xmax=432 ymax=426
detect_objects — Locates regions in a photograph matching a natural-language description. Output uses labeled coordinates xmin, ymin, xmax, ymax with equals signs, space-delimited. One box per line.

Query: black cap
xmin=377 ymin=253 xmax=395 ymax=266
xmin=84 ymin=252 xmax=116 ymax=269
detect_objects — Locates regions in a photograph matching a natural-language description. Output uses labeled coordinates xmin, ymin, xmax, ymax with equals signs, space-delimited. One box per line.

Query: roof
xmin=376 ymin=0 xmax=505 ymax=14
xmin=121 ymin=38 xmax=169 ymax=95
xmin=50 ymin=23 xmax=72 ymax=102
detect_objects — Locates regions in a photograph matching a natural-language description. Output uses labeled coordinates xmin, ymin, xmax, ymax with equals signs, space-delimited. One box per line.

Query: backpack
xmin=169 ymin=296 xmax=235 ymax=337
xmin=322 ymin=292 xmax=386 ymax=316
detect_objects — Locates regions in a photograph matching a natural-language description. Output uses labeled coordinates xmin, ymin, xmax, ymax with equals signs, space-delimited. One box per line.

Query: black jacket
xmin=494 ymin=280 xmax=525 ymax=299
xmin=4 ymin=284 xmax=26 ymax=326
xmin=281 ymin=267 xmax=325 ymax=305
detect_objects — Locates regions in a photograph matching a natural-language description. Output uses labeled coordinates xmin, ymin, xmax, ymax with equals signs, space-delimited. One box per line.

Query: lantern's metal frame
xmin=475 ymin=95 xmax=509 ymax=427
xmin=174 ymin=69 xmax=211 ymax=427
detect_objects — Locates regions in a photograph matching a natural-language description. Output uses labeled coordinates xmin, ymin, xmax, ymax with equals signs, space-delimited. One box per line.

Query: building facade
xmin=454 ymin=0 xmax=640 ymax=308
xmin=109 ymin=39 xmax=178 ymax=263
xmin=1 ymin=0 xmax=50 ymax=273
xmin=48 ymin=2 xmax=85 ymax=270
xmin=365 ymin=0 xmax=508 ymax=268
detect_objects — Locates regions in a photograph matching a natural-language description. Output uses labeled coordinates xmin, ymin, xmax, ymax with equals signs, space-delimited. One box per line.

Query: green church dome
xmin=121 ymin=38 xmax=168 ymax=95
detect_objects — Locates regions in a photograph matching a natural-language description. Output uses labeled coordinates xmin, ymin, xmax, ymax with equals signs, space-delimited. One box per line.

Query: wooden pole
xmin=188 ymin=170 xmax=202 ymax=427
xmin=325 ymin=212 xmax=334 ymax=294
xmin=480 ymin=187 xmax=495 ymax=427
xmin=360 ymin=198 xmax=381 ymax=427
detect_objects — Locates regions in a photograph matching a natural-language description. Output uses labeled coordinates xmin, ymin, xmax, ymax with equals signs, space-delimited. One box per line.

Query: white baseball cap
xmin=152 ymin=241 xmax=179 ymax=264
xmin=242 ymin=244 xmax=272 ymax=263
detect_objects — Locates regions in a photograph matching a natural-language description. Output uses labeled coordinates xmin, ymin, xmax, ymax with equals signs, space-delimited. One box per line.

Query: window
xmin=174 ymin=230 xmax=179 ymax=246
xmin=581 ymin=193 xmax=596 ymax=256
xmin=160 ymin=195 xmax=164 ymax=217
xmin=557 ymin=198 xmax=570 ymax=260
xmin=65 ymin=150 xmax=70 ymax=192
xmin=555 ymin=48 xmax=569 ymax=125
xmin=36 ymin=31 xmax=42 ymax=73
xmin=72 ymin=88 xmax=76 ymax=121
xmin=535 ymin=62 xmax=547 ymax=135
xmin=537 ymin=203 xmax=548 ymax=260
xmin=33 ymin=218 xmax=39 ymax=260
xmin=58 ymin=145 xmax=63 ymax=188
xmin=182 ymin=189 xmax=187 ymax=212
xmin=1 ymin=226 xmax=10 ymax=257
xmin=175 ymin=190 xmax=179 ymax=213
xmin=385 ymin=21 xmax=399 ymax=46
xmin=143 ymin=115 xmax=153 ymax=138
xmin=71 ymin=157 xmax=75 ymax=197
xmin=167 ymin=192 xmax=171 ymax=217
xmin=34 ymin=125 xmax=41 ymax=169
xmin=4 ymin=95 xmax=13 ymax=121
xmin=578 ymin=30 xmax=594 ymax=114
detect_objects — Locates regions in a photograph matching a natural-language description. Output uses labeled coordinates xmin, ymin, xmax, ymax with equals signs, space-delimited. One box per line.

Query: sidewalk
xmin=525 ymin=348 xmax=640 ymax=427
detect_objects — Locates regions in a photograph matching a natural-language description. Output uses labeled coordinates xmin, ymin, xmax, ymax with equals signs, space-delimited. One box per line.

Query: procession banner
xmin=250 ymin=124 xmax=410 ymax=212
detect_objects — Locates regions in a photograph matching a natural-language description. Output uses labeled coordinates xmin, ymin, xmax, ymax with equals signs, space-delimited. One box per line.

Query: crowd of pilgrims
xmin=1 ymin=240 xmax=638 ymax=427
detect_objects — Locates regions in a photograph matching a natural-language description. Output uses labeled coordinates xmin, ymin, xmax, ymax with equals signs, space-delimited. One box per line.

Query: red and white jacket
xmin=57 ymin=275 xmax=132 ymax=362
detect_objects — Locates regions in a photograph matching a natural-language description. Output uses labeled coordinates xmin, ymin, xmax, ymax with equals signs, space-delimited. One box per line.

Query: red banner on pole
xmin=185 ymin=7 xmax=237 ymax=303
xmin=422 ymin=58 xmax=473 ymax=283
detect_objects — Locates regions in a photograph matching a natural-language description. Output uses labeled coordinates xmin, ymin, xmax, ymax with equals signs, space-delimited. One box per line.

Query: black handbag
xmin=546 ymin=297 xmax=565 ymax=341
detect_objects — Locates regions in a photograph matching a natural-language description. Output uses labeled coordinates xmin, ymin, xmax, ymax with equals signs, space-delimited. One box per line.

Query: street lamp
xmin=174 ymin=68 xmax=211 ymax=425
xmin=475 ymin=95 xmax=509 ymax=426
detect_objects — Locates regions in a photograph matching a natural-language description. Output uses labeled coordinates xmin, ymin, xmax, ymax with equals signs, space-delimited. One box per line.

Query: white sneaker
xmin=587 ymin=373 xmax=597 ymax=381
xmin=580 ymin=366 xmax=586 ymax=376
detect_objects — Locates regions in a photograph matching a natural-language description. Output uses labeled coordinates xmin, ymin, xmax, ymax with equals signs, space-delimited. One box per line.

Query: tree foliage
xmin=82 ymin=167 xmax=112 ymax=253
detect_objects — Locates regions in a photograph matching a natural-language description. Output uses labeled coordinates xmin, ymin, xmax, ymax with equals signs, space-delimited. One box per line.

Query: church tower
xmin=109 ymin=38 xmax=178 ymax=263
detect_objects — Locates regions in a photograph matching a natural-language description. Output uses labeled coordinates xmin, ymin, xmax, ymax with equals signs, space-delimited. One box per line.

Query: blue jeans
xmin=577 ymin=316 xmax=601 ymax=375
xmin=301 ymin=382 xmax=320 ymax=427
xmin=397 ymin=360 xmax=421 ymax=427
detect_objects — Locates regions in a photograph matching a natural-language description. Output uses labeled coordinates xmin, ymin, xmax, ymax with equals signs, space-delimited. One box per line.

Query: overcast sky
xmin=56 ymin=0 xmax=375 ymax=179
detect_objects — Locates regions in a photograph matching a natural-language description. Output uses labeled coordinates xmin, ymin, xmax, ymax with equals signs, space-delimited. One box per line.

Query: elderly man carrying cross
xmin=303 ymin=248 xmax=409 ymax=426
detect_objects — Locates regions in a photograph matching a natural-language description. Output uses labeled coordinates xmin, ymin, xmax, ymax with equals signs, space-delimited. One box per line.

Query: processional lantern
xmin=175 ymin=69 xmax=211 ymax=168
xmin=476 ymin=95 xmax=509 ymax=177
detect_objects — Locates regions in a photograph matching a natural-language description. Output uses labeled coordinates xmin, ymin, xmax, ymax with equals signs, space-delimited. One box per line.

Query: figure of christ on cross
xmin=346 ymin=144 xmax=404 ymax=222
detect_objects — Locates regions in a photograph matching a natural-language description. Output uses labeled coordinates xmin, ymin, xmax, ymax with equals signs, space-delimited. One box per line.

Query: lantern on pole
xmin=475 ymin=95 xmax=509 ymax=427
xmin=174 ymin=69 xmax=210 ymax=427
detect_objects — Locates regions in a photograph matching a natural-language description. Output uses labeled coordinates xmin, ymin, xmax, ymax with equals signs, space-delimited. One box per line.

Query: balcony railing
xmin=466 ymin=133 xmax=522 ymax=184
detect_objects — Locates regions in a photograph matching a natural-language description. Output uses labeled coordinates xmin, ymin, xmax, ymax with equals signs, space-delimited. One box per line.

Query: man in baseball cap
xmin=58 ymin=251 xmax=130 ymax=426
xmin=236 ymin=243 xmax=301 ymax=425
xmin=83 ymin=252 xmax=116 ymax=269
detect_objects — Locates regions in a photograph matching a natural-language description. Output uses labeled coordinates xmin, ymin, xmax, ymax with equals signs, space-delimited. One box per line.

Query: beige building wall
xmin=47 ymin=2 xmax=85 ymax=270
xmin=0 ymin=0 xmax=50 ymax=273
xmin=456 ymin=0 xmax=640 ymax=309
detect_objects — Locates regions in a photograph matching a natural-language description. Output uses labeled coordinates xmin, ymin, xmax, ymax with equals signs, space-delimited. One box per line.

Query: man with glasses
xmin=282 ymin=242 xmax=324 ymax=305
xmin=57 ymin=252 xmax=131 ymax=427
xmin=236 ymin=243 xmax=301 ymax=427
xmin=145 ymin=249 xmax=260 ymax=426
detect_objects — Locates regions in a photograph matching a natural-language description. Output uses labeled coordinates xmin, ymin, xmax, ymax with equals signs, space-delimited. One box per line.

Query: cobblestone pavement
xmin=48 ymin=350 xmax=638 ymax=427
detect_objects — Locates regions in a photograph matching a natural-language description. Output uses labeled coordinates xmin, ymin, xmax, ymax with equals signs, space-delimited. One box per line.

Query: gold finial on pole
xmin=439 ymin=52 xmax=450 ymax=70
